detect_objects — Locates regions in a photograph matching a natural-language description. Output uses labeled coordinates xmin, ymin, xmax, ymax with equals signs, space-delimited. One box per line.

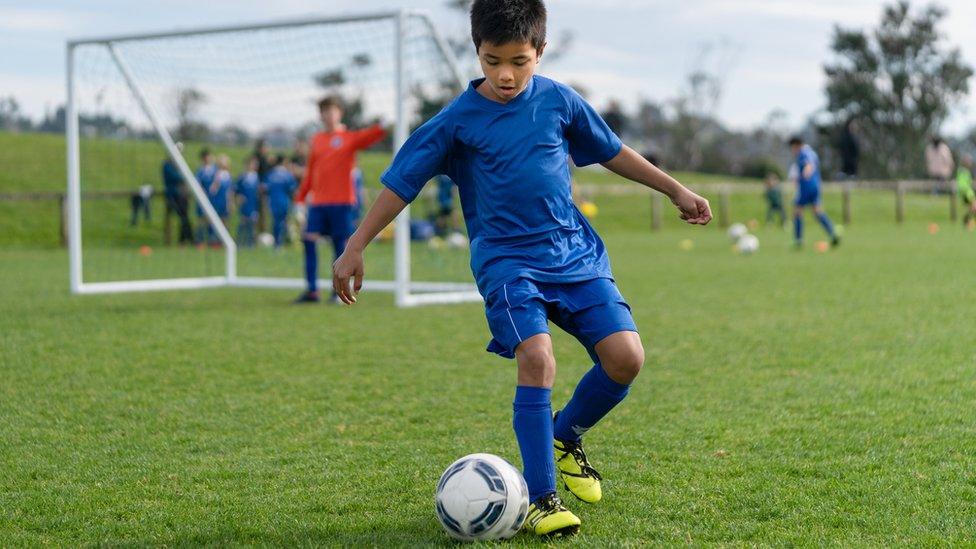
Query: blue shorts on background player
xmin=265 ymin=157 xmax=298 ymax=248
xmin=330 ymin=0 xmax=713 ymax=537
xmin=789 ymin=136 xmax=840 ymax=248
xmin=235 ymin=158 xmax=261 ymax=247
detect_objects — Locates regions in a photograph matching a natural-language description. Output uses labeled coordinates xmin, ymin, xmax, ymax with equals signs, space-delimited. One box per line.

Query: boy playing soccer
xmin=293 ymin=96 xmax=386 ymax=304
xmin=332 ymin=0 xmax=711 ymax=536
xmin=789 ymin=136 xmax=840 ymax=248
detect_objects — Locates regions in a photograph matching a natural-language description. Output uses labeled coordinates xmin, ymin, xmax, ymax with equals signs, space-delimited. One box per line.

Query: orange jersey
xmin=296 ymin=125 xmax=387 ymax=205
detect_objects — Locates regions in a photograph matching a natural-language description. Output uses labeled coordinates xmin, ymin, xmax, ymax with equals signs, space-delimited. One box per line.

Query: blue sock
xmin=303 ymin=240 xmax=318 ymax=293
xmin=553 ymin=363 xmax=630 ymax=443
xmin=816 ymin=212 xmax=835 ymax=237
xmin=793 ymin=215 xmax=803 ymax=242
xmin=513 ymin=386 xmax=556 ymax=503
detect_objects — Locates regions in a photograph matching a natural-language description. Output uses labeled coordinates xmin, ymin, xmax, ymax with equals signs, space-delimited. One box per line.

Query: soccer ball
xmin=257 ymin=232 xmax=275 ymax=248
xmin=727 ymin=223 xmax=748 ymax=242
xmin=446 ymin=231 xmax=469 ymax=249
xmin=736 ymin=234 xmax=759 ymax=255
xmin=435 ymin=453 xmax=529 ymax=541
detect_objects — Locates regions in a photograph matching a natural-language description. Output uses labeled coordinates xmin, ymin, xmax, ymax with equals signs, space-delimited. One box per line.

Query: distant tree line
xmin=1 ymin=0 xmax=972 ymax=180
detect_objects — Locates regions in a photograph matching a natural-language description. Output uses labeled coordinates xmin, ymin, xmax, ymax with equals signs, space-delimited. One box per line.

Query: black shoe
xmin=293 ymin=291 xmax=320 ymax=304
xmin=831 ymin=235 xmax=841 ymax=248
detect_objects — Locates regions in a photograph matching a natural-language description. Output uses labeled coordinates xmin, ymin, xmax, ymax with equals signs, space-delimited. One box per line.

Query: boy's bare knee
xmin=596 ymin=332 xmax=644 ymax=384
xmin=515 ymin=334 xmax=555 ymax=387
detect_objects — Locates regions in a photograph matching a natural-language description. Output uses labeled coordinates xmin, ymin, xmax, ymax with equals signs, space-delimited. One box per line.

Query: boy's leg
xmin=813 ymin=205 xmax=836 ymax=236
xmin=514 ymin=334 xmax=580 ymax=536
xmin=549 ymin=279 xmax=641 ymax=504
xmin=793 ymin=206 xmax=804 ymax=244
xmin=553 ymin=331 xmax=641 ymax=444
xmin=813 ymin=204 xmax=840 ymax=246
xmin=514 ymin=334 xmax=558 ymax=503
xmin=484 ymin=280 xmax=579 ymax=536
xmin=295 ymin=206 xmax=322 ymax=303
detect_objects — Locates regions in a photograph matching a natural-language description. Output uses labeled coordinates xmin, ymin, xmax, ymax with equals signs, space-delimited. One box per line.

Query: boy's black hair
xmin=788 ymin=136 xmax=804 ymax=147
xmin=470 ymin=0 xmax=547 ymax=52
xmin=318 ymin=95 xmax=343 ymax=112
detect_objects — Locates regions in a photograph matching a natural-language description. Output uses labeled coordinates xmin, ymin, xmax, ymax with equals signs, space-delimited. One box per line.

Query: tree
xmin=0 ymin=96 xmax=32 ymax=132
xmin=824 ymin=1 xmax=972 ymax=178
xmin=174 ymin=87 xmax=209 ymax=141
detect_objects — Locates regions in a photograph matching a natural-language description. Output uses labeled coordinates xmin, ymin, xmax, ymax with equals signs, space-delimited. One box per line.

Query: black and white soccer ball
xmin=435 ymin=453 xmax=529 ymax=541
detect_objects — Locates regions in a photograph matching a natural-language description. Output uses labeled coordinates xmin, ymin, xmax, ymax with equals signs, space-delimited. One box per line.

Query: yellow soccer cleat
xmin=554 ymin=438 xmax=603 ymax=503
xmin=524 ymin=493 xmax=581 ymax=537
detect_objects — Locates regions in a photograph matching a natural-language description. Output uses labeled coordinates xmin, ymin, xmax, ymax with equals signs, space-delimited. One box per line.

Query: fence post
xmin=842 ymin=182 xmax=852 ymax=225
xmin=718 ymin=187 xmax=730 ymax=228
xmin=895 ymin=182 xmax=905 ymax=224
xmin=950 ymin=188 xmax=958 ymax=222
xmin=651 ymin=193 xmax=662 ymax=231
xmin=59 ymin=193 xmax=68 ymax=247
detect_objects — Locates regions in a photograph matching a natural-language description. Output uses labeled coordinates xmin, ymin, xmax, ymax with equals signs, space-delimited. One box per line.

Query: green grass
xmin=3 ymin=169 xmax=976 ymax=545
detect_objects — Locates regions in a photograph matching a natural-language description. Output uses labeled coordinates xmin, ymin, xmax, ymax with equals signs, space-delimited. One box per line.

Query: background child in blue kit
xmin=331 ymin=0 xmax=711 ymax=537
xmin=235 ymin=156 xmax=261 ymax=247
xmin=264 ymin=155 xmax=298 ymax=249
xmin=790 ymin=136 xmax=840 ymax=248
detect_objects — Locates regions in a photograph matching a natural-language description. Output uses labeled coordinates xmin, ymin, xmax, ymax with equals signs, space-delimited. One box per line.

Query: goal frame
xmin=65 ymin=9 xmax=481 ymax=307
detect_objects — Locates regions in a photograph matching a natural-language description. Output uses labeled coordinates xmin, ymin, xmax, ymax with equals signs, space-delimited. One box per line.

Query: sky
xmin=2 ymin=0 xmax=975 ymax=134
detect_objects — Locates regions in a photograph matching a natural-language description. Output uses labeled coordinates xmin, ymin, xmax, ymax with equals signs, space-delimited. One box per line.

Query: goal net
xmin=66 ymin=10 xmax=480 ymax=306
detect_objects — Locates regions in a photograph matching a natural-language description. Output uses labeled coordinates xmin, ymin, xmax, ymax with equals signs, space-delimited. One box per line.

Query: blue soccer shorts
xmin=484 ymin=277 xmax=638 ymax=362
xmin=794 ymin=187 xmax=821 ymax=207
xmin=306 ymin=204 xmax=355 ymax=241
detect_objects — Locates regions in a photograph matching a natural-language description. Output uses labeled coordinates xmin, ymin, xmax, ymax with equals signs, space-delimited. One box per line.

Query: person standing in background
xmin=162 ymin=143 xmax=194 ymax=245
xmin=925 ymin=137 xmax=954 ymax=194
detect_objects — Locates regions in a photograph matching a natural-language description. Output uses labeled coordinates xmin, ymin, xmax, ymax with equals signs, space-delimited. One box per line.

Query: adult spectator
xmin=836 ymin=117 xmax=860 ymax=180
xmin=162 ymin=143 xmax=193 ymax=244
xmin=925 ymin=137 xmax=954 ymax=194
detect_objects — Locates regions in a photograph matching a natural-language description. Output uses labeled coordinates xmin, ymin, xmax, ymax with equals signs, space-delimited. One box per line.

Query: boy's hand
xmin=671 ymin=189 xmax=712 ymax=225
xmin=332 ymin=248 xmax=364 ymax=305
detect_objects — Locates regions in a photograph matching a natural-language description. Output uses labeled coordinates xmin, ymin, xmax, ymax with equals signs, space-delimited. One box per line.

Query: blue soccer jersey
xmin=196 ymin=164 xmax=217 ymax=189
xmin=796 ymin=145 xmax=821 ymax=192
xmin=235 ymin=171 xmax=260 ymax=218
xmin=265 ymin=166 xmax=298 ymax=214
xmin=211 ymin=169 xmax=232 ymax=216
xmin=382 ymin=75 xmax=622 ymax=295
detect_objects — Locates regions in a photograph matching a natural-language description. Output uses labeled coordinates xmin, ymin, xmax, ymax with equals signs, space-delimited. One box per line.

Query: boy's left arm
xmin=354 ymin=124 xmax=387 ymax=151
xmin=602 ymin=145 xmax=712 ymax=225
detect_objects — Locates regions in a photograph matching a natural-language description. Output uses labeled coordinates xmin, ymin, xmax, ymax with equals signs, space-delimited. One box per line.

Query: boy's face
xmin=790 ymin=143 xmax=801 ymax=157
xmin=477 ymin=40 xmax=544 ymax=103
xmin=320 ymin=105 xmax=343 ymax=129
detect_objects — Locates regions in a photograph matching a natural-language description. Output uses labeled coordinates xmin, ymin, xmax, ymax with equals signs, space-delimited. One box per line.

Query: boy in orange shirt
xmin=294 ymin=96 xmax=386 ymax=303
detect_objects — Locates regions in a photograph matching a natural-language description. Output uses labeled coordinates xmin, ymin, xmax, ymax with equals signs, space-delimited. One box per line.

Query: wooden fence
xmin=0 ymin=180 xmax=963 ymax=245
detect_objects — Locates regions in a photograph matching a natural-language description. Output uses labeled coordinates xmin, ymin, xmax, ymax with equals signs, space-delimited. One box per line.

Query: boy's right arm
xmin=332 ymin=188 xmax=408 ymax=304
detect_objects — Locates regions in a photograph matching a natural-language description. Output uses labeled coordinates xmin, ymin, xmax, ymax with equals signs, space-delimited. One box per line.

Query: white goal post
xmin=66 ymin=10 xmax=481 ymax=307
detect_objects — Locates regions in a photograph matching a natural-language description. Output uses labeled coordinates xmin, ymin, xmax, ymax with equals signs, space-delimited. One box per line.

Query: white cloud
xmin=0 ymin=6 xmax=86 ymax=33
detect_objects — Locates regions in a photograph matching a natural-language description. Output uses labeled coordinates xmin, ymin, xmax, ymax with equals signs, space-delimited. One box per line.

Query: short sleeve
xmin=381 ymin=107 xmax=454 ymax=203
xmin=564 ymin=87 xmax=622 ymax=167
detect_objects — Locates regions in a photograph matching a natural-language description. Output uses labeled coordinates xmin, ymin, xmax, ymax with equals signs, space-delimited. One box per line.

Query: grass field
xmin=3 ymin=165 xmax=976 ymax=545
